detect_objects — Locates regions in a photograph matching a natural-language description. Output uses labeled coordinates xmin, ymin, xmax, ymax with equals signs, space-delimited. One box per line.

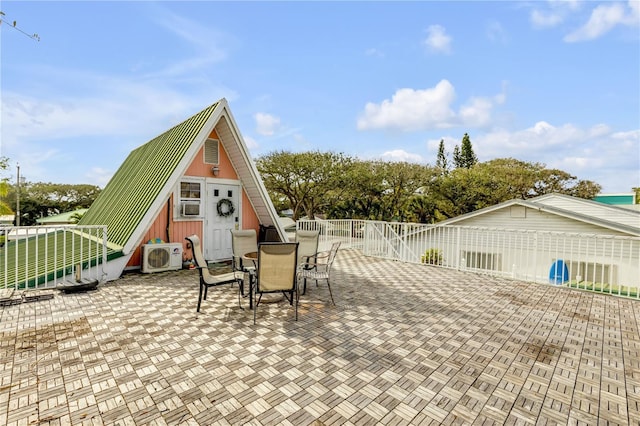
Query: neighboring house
xmin=36 ymin=208 xmax=88 ymax=225
xmin=0 ymin=215 xmax=14 ymax=226
xmin=79 ymin=98 xmax=286 ymax=280
xmin=593 ymin=192 xmax=640 ymax=212
xmin=437 ymin=193 xmax=640 ymax=236
xmin=427 ymin=193 xmax=639 ymax=287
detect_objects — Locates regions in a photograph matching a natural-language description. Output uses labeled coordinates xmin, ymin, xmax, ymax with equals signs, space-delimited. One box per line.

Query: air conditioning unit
xmin=141 ymin=243 xmax=183 ymax=273
xmin=181 ymin=202 xmax=200 ymax=217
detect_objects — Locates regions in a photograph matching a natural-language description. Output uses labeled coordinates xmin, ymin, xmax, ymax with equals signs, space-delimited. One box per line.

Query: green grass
xmin=565 ymin=280 xmax=638 ymax=298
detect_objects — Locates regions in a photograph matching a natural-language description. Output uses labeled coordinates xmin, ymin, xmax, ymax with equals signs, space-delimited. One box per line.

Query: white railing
xmin=1 ymin=225 xmax=108 ymax=290
xmin=296 ymin=219 xmax=366 ymax=252
xmin=298 ymin=219 xmax=640 ymax=299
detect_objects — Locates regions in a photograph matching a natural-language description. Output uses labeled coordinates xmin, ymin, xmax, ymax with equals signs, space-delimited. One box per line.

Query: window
xmin=178 ymin=181 xmax=202 ymax=217
xmin=566 ymin=260 xmax=616 ymax=285
xmin=462 ymin=251 xmax=502 ymax=271
xmin=181 ymin=182 xmax=201 ymax=199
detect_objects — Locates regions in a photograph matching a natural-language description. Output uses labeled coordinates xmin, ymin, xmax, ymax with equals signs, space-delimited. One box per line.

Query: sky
xmin=1 ymin=1 xmax=639 ymax=194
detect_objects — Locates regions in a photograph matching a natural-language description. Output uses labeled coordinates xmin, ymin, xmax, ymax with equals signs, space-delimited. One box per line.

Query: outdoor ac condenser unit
xmin=141 ymin=243 xmax=183 ymax=273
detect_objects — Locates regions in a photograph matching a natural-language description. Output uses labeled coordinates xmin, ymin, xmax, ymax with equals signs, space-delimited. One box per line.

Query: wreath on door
xmin=216 ymin=198 xmax=235 ymax=217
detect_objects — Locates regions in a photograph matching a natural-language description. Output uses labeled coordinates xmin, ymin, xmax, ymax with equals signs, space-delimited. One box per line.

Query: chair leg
xmin=237 ymin=280 xmax=244 ymax=310
xmin=326 ymin=279 xmax=335 ymax=306
xmin=302 ymin=277 xmax=308 ymax=295
xmin=197 ymin=283 xmax=204 ymax=312
xmin=253 ymin=290 xmax=258 ymax=325
xmin=238 ymin=276 xmax=244 ymax=296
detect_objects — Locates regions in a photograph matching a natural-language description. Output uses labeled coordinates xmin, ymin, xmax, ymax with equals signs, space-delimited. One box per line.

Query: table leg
xmin=249 ymin=270 xmax=255 ymax=309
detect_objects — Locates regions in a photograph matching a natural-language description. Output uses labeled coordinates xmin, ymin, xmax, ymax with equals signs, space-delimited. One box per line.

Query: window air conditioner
xmin=141 ymin=243 xmax=183 ymax=273
xmin=181 ymin=202 xmax=200 ymax=217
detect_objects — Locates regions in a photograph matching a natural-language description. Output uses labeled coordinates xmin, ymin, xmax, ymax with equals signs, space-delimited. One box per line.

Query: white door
xmin=205 ymin=183 xmax=240 ymax=260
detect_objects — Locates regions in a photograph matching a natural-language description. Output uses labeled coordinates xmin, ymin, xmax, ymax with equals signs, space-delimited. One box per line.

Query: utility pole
xmin=16 ymin=164 xmax=25 ymax=227
xmin=16 ymin=164 xmax=21 ymax=226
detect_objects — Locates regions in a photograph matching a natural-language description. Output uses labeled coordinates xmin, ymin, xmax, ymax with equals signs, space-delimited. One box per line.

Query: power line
xmin=0 ymin=11 xmax=40 ymax=41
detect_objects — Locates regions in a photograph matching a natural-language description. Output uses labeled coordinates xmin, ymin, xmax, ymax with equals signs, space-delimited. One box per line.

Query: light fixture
xmin=211 ymin=166 xmax=220 ymax=176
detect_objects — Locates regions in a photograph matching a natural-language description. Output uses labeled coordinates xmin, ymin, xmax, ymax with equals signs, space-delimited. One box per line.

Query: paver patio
xmin=1 ymin=249 xmax=639 ymax=425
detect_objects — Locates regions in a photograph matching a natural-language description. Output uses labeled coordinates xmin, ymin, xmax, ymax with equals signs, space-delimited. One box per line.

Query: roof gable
xmin=529 ymin=193 xmax=640 ymax=229
xmin=437 ymin=194 xmax=640 ymax=236
xmin=79 ymin=102 xmax=220 ymax=250
xmin=79 ymin=99 xmax=286 ymax=255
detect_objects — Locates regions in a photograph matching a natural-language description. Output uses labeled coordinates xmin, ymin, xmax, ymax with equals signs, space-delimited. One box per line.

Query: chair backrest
xmin=185 ymin=235 xmax=213 ymax=281
xmin=295 ymin=230 xmax=319 ymax=264
xmin=326 ymin=241 xmax=341 ymax=268
xmin=231 ymin=229 xmax=258 ymax=269
xmin=256 ymin=242 xmax=298 ymax=292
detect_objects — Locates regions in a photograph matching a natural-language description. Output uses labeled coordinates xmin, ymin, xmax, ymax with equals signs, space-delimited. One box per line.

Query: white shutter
xmin=204 ymin=138 xmax=219 ymax=164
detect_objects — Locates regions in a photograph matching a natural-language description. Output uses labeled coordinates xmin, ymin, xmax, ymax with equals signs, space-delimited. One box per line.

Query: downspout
xmin=166 ymin=198 xmax=171 ymax=242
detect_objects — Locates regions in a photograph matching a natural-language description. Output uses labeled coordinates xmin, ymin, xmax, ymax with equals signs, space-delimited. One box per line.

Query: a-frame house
xmin=79 ymin=98 xmax=285 ymax=280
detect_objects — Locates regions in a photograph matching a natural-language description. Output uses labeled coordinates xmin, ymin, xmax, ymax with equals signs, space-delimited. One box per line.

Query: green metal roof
xmin=1 ymin=230 xmax=123 ymax=289
xmin=593 ymin=194 xmax=636 ymax=205
xmin=79 ymin=101 xmax=220 ymax=248
xmin=36 ymin=208 xmax=88 ymax=224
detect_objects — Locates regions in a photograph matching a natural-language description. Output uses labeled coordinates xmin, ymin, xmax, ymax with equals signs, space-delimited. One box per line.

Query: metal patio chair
xmin=231 ymin=229 xmax=258 ymax=296
xmin=298 ymin=241 xmax=341 ymax=305
xmin=295 ymin=229 xmax=320 ymax=272
xmin=185 ymin=235 xmax=240 ymax=312
xmin=253 ymin=242 xmax=299 ymax=324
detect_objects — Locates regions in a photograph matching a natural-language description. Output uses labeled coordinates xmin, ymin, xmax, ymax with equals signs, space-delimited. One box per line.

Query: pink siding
xmin=242 ymin=190 xmax=260 ymax=231
xmin=127 ymin=130 xmax=262 ymax=268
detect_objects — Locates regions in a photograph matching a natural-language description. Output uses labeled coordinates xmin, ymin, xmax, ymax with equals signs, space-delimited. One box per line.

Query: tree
xmin=459 ymin=133 xmax=478 ymax=169
xmin=436 ymin=139 xmax=449 ymax=174
xmin=452 ymin=145 xmax=461 ymax=169
xmin=69 ymin=211 xmax=85 ymax=224
xmin=0 ymin=156 xmax=12 ymax=215
xmin=6 ymin=182 xmax=102 ymax=226
xmin=256 ymin=151 xmax=353 ymax=220
xmin=406 ymin=194 xmax=439 ymax=223
xmin=430 ymin=158 xmax=602 ymax=220
xmin=328 ymin=160 xmax=385 ymax=220
xmin=378 ymin=162 xmax=436 ymax=221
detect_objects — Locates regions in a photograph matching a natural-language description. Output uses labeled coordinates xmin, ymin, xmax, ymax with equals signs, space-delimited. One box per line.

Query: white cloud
xmin=85 ymin=167 xmax=113 ymax=188
xmin=474 ymin=122 xmax=640 ymax=192
xmin=530 ymin=0 xmax=639 ymax=41
xmin=486 ymin=21 xmax=508 ymax=44
xmin=146 ymin=7 xmax=232 ymax=77
xmin=1 ymin=76 xmax=209 ymax=148
xmin=357 ymin=81 xmax=456 ymax=131
xmin=380 ymin=149 xmax=424 ymax=163
xmin=243 ymin=135 xmax=259 ymax=150
xmin=0 ymin=62 xmax=232 ymax=184
xmin=423 ymin=25 xmax=452 ymax=54
xmin=459 ymin=97 xmax=494 ymax=128
xmin=357 ymin=80 xmax=505 ymax=132
xmin=530 ymin=0 xmax=582 ymax=28
xmin=254 ymin=113 xmax=282 ymax=136
xmin=564 ymin=2 xmax=633 ymax=42
xmin=531 ymin=9 xmax=565 ymax=28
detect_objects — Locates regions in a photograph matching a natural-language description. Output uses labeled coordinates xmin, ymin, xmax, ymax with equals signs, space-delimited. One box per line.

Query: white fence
xmin=296 ymin=219 xmax=366 ymax=252
xmin=1 ymin=225 xmax=108 ymax=290
xmin=298 ymin=219 xmax=640 ymax=299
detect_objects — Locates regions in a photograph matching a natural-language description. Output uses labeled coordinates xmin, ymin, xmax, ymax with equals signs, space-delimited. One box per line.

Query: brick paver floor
xmin=1 ymin=249 xmax=639 ymax=425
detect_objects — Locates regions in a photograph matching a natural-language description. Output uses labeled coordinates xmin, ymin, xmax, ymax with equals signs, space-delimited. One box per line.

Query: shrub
xmin=421 ymin=248 xmax=442 ymax=265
